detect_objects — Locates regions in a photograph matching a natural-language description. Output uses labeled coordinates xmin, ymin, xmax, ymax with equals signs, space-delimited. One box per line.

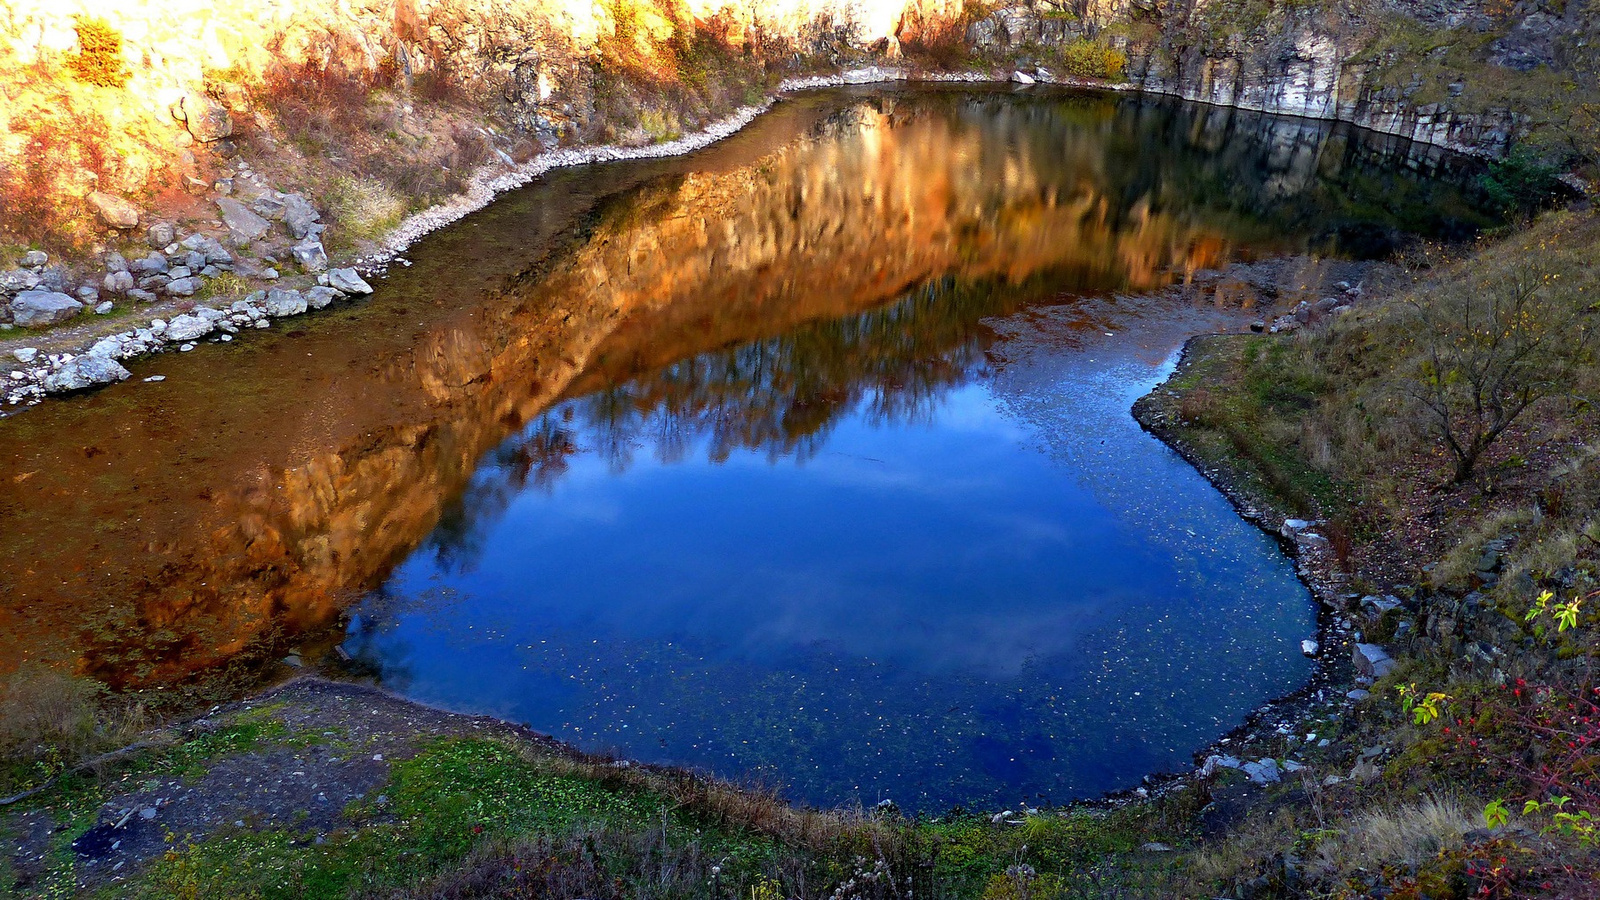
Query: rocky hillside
xmin=0 ymin=0 xmax=1593 ymax=403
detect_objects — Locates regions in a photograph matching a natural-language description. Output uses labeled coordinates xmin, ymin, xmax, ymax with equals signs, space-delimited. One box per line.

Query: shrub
xmin=1056 ymin=39 xmax=1127 ymax=81
xmin=1482 ymin=148 xmax=1565 ymax=219
xmin=67 ymin=17 xmax=129 ymax=88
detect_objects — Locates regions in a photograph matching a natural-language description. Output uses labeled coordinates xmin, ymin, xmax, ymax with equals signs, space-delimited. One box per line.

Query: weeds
xmin=0 ymin=666 xmax=150 ymax=796
xmin=66 ymin=17 xmax=129 ymax=88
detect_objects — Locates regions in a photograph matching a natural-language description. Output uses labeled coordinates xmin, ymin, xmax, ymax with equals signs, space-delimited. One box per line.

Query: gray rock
xmin=168 ymin=266 xmax=192 ymax=280
xmin=1353 ymin=643 xmax=1396 ymax=679
xmin=1241 ymin=758 xmax=1283 ymax=785
xmin=76 ymin=286 xmax=99 ymax=303
xmin=164 ymin=314 xmax=212 ymax=342
xmin=326 ymin=268 xmax=372 ymax=295
xmin=87 ymin=336 xmax=125 ymax=358
xmin=283 ymin=193 xmax=321 ymax=240
xmin=262 ymin=288 xmax=307 ymax=317
xmin=1010 ymin=70 xmax=1036 ymax=85
xmin=104 ymin=251 xmax=128 ymax=273
xmin=12 ymin=347 xmax=38 ymax=363
xmin=185 ymin=251 xmax=206 ymax=271
xmin=138 ymin=275 xmax=169 ymax=293
xmin=132 ymin=252 xmax=169 ymax=276
xmin=127 ymin=289 xmax=158 ymax=304
xmin=165 ymin=277 xmax=203 ymax=297
xmin=11 ymin=290 xmax=83 ymax=327
xmin=252 ymin=196 xmax=287 ymax=220
xmin=148 ymin=222 xmax=176 ymax=248
xmin=292 ymin=240 xmax=329 ymax=273
xmin=43 ymin=355 xmax=130 ymax=392
xmin=21 ymin=250 xmax=47 ymax=268
xmin=1301 ymin=639 xmax=1320 ymax=657
xmin=304 ymin=286 xmax=340 ymax=309
xmin=174 ymin=94 xmax=233 ymax=142
xmin=1201 ymin=754 xmax=1241 ymax=777
xmin=181 ymin=233 xmax=233 ymax=265
xmin=1347 ymin=689 xmax=1371 ymax=701
xmin=86 ymin=191 xmax=141 ymax=229
xmin=216 ymin=198 xmax=271 ymax=244
xmin=94 ymin=301 xmax=114 ymax=315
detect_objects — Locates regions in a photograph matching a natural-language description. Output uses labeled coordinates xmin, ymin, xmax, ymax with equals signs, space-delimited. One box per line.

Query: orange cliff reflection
xmin=0 ymin=92 xmax=1241 ymax=688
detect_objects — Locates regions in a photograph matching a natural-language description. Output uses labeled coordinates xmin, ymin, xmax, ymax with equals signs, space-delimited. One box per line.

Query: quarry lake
xmin=0 ymin=85 xmax=1501 ymax=811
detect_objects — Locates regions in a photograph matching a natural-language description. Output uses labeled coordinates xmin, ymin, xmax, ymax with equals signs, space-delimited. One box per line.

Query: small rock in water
xmin=1301 ymin=639 xmax=1320 ymax=657
xmin=144 ymin=375 xmax=166 ymax=383
xmin=42 ymin=356 xmax=131 ymax=393
xmin=179 ymin=342 xmax=196 ymax=352
xmin=326 ymin=268 xmax=373 ymax=295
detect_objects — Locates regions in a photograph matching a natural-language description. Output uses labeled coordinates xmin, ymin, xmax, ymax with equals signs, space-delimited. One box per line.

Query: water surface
xmin=0 ymin=85 xmax=1498 ymax=808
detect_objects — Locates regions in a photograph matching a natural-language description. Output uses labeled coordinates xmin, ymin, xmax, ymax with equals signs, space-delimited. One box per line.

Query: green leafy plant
xmin=1484 ymin=799 xmax=1510 ymax=830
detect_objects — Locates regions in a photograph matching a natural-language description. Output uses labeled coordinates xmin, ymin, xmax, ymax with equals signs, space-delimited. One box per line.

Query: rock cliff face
xmin=965 ymin=0 xmax=1596 ymax=158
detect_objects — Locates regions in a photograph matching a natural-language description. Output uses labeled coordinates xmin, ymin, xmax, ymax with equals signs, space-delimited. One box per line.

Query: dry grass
xmin=1309 ymin=795 xmax=1481 ymax=876
xmin=0 ymin=666 xmax=153 ymax=795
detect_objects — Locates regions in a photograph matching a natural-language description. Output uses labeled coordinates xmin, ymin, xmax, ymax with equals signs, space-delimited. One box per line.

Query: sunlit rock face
xmin=1 ymin=86 xmax=1482 ymax=687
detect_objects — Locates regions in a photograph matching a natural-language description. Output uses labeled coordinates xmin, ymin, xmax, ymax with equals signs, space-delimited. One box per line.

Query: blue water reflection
xmin=348 ymin=285 xmax=1314 ymax=811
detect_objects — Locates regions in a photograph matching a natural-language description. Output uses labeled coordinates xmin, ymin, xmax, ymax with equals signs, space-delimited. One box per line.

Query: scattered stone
xmin=1140 ymin=842 xmax=1172 ymax=852
xmin=11 ymin=290 xmax=83 ymax=327
xmin=94 ymin=301 xmax=114 ymax=315
xmin=12 ymin=347 xmax=39 ymax=363
xmin=1349 ymin=759 xmax=1381 ymax=782
xmin=1201 ymin=754 xmax=1241 ymax=777
xmin=1347 ymin=688 xmax=1371 ymax=701
xmin=179 ymin=342 xmax=196 ymax=352
xmin=164 ymin=276 xmax=204 ymax=297
xmin=252 ymin=196 xmax=287 ymax=220
xmin=165 ymin=314 xmax=213 ymax=342
xmin=1241 ymin=758 xmax=1283 ymax=785
xmin=103 ymin=269 xmax=133 ymax=294
xmin=128 ymin=289 xmax=159 ymax=304
xmin=87 ymin=336 xmax=124 ymax=358
xmin=1301 ymin=639 xmax=1320 ymax=657
xmin=263 ymin=288 xmax=307 ymax=317
xmin=304 ymin=286 xmax=341 ymax=309
xmin=43 ymin=355 xmax=130 ymax=392
xmin=327 ymin=268 xmax=373 ymax=295
xmin=1010 ymin=70 xmax=1036 ymax=85
xmin=86 ymin=191 xmax=142 ymax=229
xmin=148 ymin=223 xmax=176 ymax=248
xmin=104 ymin=251 xmax=128 ymax=273
xmin=76 ymin=286 xmax=99 ymax=304
xmin=132 ymin=252 xmax=169 ymax=276
xmin=21 ymin=250 xmax=47 ymax=267
xmin=174 ymin=94 xmax=234 ymax=143
xmin=144 ymin=375 xmax=165 ymax=382
xmin=292 ymin=240 xmax=329 ymax=273
xmin=283 ymin=193 xmax=321 ymax=240
xmin=1353 ymin=643 xmax=1396 ymax=679
xmin=216 ymin=197 xmax=271 ymax=244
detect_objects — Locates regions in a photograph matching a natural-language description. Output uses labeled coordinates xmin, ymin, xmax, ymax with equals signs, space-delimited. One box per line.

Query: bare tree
xmin=1405 ymin=269 xmax=1596 ymax=484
